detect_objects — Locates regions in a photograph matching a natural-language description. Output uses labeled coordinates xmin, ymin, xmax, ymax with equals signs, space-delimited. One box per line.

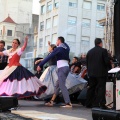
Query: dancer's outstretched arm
xmin=21 ymin=36 xmax=28 ymax=51
xmin=35 ymin=59 xmax=43 ymax=64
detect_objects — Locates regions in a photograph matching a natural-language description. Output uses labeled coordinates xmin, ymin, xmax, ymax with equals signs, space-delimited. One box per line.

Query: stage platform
xmin=92 ymin=108 xmax=120 ymax=120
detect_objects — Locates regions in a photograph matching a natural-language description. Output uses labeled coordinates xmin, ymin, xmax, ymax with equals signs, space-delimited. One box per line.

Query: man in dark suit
xmin=86 ymin=38 xmax=110 ymax=109
xmin=0 ymin=40 xmax=8 ymax=70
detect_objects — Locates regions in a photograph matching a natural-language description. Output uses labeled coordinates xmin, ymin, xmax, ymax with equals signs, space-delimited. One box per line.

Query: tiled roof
xmin=3 ymin=16 xmax=16 ymax=24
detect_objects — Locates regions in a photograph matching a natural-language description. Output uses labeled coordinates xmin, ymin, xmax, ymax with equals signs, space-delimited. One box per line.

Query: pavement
xmin=11 ymin=100 xmax=92 ymax=120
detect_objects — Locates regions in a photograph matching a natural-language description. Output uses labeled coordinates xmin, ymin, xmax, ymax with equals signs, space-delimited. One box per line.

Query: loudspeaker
xmin=0 ymin=96 xmax=18 ymax=112
xmin=92 ymin=108 xmax=120 ymax=120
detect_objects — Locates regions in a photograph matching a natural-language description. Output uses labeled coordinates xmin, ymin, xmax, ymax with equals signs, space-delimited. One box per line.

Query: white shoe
xmin=61 ymin=103 xmax=72 ymax=108
xmin=45 ymin=101 xmax=53 ymax=107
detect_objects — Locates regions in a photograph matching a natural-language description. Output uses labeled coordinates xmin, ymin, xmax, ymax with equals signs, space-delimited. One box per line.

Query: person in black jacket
xmin=86 ymin=38 xmax=111 ymax=109
xmin=0 ymin=40 xmax=8 ymax=70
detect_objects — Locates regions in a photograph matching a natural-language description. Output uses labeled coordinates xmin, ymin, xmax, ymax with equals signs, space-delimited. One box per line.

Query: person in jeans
xmin=37 ymin=36 xmax=72 ymax=108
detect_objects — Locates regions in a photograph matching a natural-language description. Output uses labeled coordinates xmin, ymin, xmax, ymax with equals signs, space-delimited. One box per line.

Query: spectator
xmin=80 ymin=54 xmax=86 ymax=66
xmin=0 ymin=40 xmax=8 ymax=70
xmin=70 ymin=57 xmax=81 ymax=74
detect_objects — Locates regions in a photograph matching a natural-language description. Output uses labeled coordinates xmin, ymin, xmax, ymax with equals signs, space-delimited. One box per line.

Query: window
xmin=26 ymin=59 xmax=32 ymax=68
xmin=45 ymin=36 xmax=50 ymax=46
xmin=7 ymin=30 xmax=12 ymax=36
xmin=39 ymin=38 xmax=43 ymax=47
xmin=68 ymin=16 xmax=77 ymax=25
xmin=82 ymin=19 xmax=91 ymax=27
xmin=52 ymin=34 xmax=57 ymax=44
xmin=53 ymin=16 xmax=58 ymax=27
xmin=41 ymin=5 xmax=45 ymax=14
xmin=83 ymin=1 xmax=92 ymax=9
xmin=69 ymin=0 xmax=77 ymax=8
xmin=46 ymin=18 xmax=51 ymax=29
xmin=54 ymin=0 xmax=59 ymax=8
xmin=67 ymin=35 xmax=76 ymax=52
xmin=97 ymin=4 xmax=105 ymax=11
xmin=25 ymin=52 xmax=33 ymax=58
xmin=96 ymin=21 xmax=104 ymax=28
xmin=67 ymin=34 xmax=76 ymax=42
xmin=47 ymin=2 xmax=52 ymax=12
xmin=40 ymin=22 xmax=44 ymax=31
xmin=81 ymin=37 xmax=90 ymax=54
xmin=67 ymin=42 xmax=75 ymax=53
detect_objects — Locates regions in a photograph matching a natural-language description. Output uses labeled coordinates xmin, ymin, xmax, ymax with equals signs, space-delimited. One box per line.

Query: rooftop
xmin=2 ymin=16 xmax=16 ymax=24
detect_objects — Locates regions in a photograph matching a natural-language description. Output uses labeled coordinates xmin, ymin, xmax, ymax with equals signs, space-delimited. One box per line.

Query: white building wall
xmin=0 ymin=0 xmax=33 ymax=25
xmin=0 ymin=22 xmax=17 ymax=49
xmin=38 ymin=0 xmax=107 ymax=57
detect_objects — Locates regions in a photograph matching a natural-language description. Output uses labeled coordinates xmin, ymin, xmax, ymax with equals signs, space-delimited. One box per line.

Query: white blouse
xmin=3 ymin=48 xmax=23 ymax=63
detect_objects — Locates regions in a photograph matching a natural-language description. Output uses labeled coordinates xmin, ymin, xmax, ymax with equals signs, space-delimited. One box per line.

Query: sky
xmin=32 ymin=0 xmax=40 ymax=15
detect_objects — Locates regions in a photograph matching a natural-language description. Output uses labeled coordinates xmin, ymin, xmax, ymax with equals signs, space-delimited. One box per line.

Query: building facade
xmin=0 ymin=0 xmax=33 ymax=25
xmin=37 ymin=0 xmax=107 ymax=57
xmin=0 ymin=16 xmax=18 ymax=49
xmin=24 ymin=14 xmax=39 ymax=72
xmin=0 ymin=0 xmax=36 ymax=72
xmin=98 ymin=0 xmax=114 ymax=54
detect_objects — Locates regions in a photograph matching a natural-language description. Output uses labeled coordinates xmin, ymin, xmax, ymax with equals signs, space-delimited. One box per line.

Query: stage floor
xmin=11 ymin=100 xmax=92 ymax=120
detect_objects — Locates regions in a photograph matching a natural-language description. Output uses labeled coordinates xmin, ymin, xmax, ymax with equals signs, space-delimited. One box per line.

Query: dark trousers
xmin=86 ymin=77 xmax=106 ymax=107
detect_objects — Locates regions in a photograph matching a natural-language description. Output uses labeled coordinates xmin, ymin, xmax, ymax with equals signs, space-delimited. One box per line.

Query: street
xmin=11 ymin=100 xmax=93 ymax=120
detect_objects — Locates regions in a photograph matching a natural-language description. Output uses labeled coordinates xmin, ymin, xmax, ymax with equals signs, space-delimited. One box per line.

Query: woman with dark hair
xmin=35 ymin=41 xmax=87 ymax=103
xmin=35 ymin=42 xmax=57 ymax=99
xmin=35 ymin=44 xmax=57 ymax=66
xmin=0 ymin=36 xmax=47 ymax=98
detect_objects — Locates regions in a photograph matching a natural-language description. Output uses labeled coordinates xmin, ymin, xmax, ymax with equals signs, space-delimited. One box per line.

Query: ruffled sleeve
xmin=3 ymin=50 xmax=9 ymax=56
xmin=17 ymin=48 xmax=23 ymax=56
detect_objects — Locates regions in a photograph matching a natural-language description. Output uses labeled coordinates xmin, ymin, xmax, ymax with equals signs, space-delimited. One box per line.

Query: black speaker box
xmin=92 ymin=108 xmax=120 ymax=120
xmin=0 ymin=96 xmax=18 ymax=112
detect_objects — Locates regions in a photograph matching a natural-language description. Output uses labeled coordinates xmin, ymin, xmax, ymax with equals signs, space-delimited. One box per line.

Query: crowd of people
xmin=0 ymin=36 xmax=118 ymax=109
